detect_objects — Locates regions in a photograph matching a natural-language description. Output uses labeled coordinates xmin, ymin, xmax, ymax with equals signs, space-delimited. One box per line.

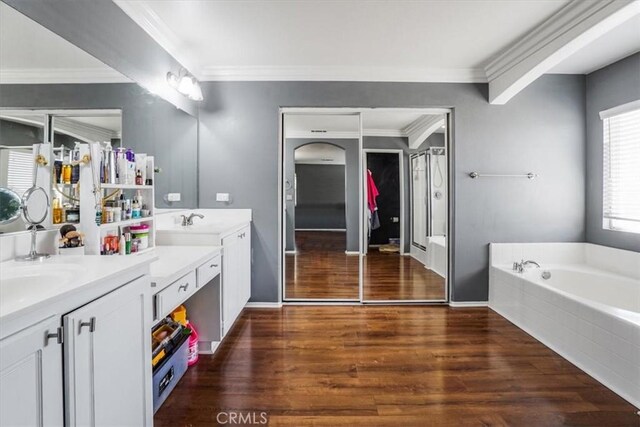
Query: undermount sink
xmin=0 ymin=263 xmax=81 ymax=310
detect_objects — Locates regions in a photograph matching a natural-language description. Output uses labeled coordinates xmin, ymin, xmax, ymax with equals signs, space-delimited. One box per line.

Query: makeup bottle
xmin=52 ymin=198 xmax=63 ymax=224
xmin=135 ymin=169 xmax=143 ymax=185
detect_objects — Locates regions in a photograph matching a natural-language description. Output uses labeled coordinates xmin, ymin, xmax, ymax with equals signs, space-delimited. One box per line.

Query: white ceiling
xmin=116 ymin=0 xmax=572 ymax=82
xmin=550 ymin=13 xmax=640 ymax=74
xmin=1 ymin=0 xmax=637 ymax=87
xmin=0 ymin=2 xmax=128 ymax=83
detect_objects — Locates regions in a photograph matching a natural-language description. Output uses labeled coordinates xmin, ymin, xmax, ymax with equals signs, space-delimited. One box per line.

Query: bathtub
xmin=425 ymin=236 xmax=447 ymax=278
xmin=489 ymin=243 xmax=640 ymax=409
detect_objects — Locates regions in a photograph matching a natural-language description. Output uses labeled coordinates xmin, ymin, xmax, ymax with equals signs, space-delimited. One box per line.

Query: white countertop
xmin=150 ymin=245 xmax=221 ymax=290
xmin=156 ymin=221 xmax=248 ymax=236
xmin=0 ymin=253 xmax=157 ymax=338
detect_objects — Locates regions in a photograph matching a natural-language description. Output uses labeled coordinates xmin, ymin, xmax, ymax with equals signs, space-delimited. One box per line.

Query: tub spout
xmin=513 ymin=259 xmax=540 ymax=273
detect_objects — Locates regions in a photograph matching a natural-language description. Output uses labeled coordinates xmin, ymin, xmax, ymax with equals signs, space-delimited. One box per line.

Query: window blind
xmin=6 ymin=149 xmax=33 ymax=198
xmin=602 ymin=106 xmax=640 ymax=233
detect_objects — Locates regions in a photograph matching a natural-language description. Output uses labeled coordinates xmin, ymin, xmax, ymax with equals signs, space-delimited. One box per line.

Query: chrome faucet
xmin=181 ymin=213 xmax=204 ymax=226
xmin=513 ymin=259 xmax=541 ymax=273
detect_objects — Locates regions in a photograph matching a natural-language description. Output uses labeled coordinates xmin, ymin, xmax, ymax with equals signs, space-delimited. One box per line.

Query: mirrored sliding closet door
xmin=283 ymin=113 xmax=361 ymax=301
xmin=362 ymin=111 xmax=448 ymax=302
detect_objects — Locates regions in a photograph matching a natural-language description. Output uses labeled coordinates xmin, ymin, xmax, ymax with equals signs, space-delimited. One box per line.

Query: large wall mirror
xmin=281 ymin=109 xmax=450 ymax=303
xmin=0 ymin=1 xmax=198 ymax=239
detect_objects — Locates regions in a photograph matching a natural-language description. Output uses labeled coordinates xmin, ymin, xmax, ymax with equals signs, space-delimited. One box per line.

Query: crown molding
xmin=362 ymin=129 xmax=407 ymax=138
xmin=407 ymin=115 xmax=445 ymax=149
xmin=200 ymin=65 xmax=487 ymax=83
xmin=54 ymin=117 xmax=120 ymax=143
xmin=486 ymin=0 xmax=640 ymax=104
xmin=0 ymin=68 xmax=130 ymax=84
xmin=114 ymin=0 xmax=199 ymax=76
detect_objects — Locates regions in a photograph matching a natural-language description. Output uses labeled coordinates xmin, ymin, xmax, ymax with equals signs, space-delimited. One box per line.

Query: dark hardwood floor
xmin=154 ymin=306 xmax=638 ymax=426
xmin=285 ymin=231 xmax=446 ymax=301
xmin=285 ymin=231 xmax=359 ymax=300
xmin=364 ymin=249 xmax=445 ymax=301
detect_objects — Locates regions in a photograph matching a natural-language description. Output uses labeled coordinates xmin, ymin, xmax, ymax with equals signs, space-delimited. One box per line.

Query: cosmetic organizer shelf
xmin=78 ymin=143 xmax=156 ymax=256
xmin=99 ymin=217 xmax=155 ymax=229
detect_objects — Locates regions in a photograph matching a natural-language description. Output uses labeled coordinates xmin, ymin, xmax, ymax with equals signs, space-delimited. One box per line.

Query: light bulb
xmin=189 ymin=82 xmax=203 ymax=101
xmin=177 ymin=75 xmax=194 ymax=95
xmin=166 ymin=72 xmax=178 ymax=89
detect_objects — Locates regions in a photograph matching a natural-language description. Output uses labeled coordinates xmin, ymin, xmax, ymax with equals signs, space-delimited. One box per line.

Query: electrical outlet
xmin=216 ymin=193 xmax=230 ymax=202
xmin=166 ymin=193 xmax=181 ymax=202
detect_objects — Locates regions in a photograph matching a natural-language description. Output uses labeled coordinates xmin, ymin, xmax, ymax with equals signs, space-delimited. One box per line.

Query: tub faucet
xmin=181 ymin=213 xmax=204 ymax=226
xmin=513 ymin=259 xmax=540 ymax=273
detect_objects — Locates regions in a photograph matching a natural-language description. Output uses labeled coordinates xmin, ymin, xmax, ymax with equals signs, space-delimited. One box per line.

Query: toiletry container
xmin=130 ymin=224 xmax=150 ymax=250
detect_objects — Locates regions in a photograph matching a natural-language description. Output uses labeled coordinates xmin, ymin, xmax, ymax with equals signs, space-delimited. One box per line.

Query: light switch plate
xmin=216 ymin=193 xmax=230 ymax=202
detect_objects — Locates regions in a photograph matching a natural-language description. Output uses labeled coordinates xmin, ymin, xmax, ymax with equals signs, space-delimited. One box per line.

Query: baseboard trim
xmin=285 ymin=250 xmax=297 ymax=255
xmin=449 ymin=301 xmax=489 ymax=307
xmin=245 ymin=302 xmax=283 ymax=309
xmin=345 ymin=251 xmax=360 ymax=255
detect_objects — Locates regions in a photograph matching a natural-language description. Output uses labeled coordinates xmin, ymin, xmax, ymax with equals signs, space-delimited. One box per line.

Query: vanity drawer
xmin=197 ymin=255 xmax=221 ymax=287
xmin=155 ymin=271 xmax=197 ymax=319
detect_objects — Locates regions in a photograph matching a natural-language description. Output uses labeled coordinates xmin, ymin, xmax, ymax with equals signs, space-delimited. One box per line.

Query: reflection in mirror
xmin=50 ymin=111 xmax=122 ymax=226
xmin=284 ymin=114 xmax=360 ymax=300
xmin=362 ymin=111 xmax=448 ymax=301
xmin=0 ymin=187 xmax=22 ymax=225
xmin=0 ymin=112 xmax=45 ymax=234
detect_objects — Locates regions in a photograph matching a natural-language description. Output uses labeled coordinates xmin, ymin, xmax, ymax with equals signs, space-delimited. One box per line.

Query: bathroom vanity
xmin=156 ymin=209 xmax=252 ymax=338
xmin=0 ymin=254 xmax=158 ymax=426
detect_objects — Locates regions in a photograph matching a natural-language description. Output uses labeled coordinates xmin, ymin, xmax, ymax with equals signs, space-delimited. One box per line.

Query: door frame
xmin=278 ymin=107 xmax=452 ymax=305
xmin=362 ymin=149 xmax=405 ymax=256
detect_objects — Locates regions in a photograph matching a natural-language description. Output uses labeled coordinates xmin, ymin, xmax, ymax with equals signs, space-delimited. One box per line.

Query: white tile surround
xmin=489 ymin=242 xmax=640 ymax=409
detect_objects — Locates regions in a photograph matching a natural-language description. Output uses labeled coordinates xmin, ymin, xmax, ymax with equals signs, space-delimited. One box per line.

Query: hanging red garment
xmin=367 ymin=169 xmax=379 ymax=213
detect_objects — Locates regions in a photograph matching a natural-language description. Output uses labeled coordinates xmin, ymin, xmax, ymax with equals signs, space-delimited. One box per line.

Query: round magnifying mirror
xmin=0 ymin=187 xmax=23 ymax=225
xmin=22 ymin=186 xmax=49 ymax=225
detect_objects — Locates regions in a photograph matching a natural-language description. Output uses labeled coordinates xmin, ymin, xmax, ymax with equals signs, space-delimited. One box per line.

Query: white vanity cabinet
xmin=221 ymin=225 xmax=251 ymax=336
xmin=0 ymin=317 xmax=64 ymax=427
xmin=63 ymin=276 xmax=152 ymax=426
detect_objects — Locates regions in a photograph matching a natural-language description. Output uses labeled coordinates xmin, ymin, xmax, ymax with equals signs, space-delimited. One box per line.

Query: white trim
xmin=284 ymin=301 xmax=361 ymax=306
xmin=486 ymin=0 xmax=640 ymax=104
xmin=285 ymin=250 xmax=297 ymax=255
xmin=200 ymin=65 xmax=486 ymax=83
xmin=53 ymin=117 xmax=119 ymax=143
xmin=449 ymin=301 xmax=488 ymax=308
xmin=113 ymin=0 xmax=200 ymax=76
xmin=600 ymin=99 xmax=640 ymax=119
xmin=286 ymin=131 xmax=359 ymax=139
xmin=0 ymin=68 xmax=130 ymax=84
xmin=282 ymin=107 xmax=451 ymax=115
xmin=363 ymin=129 xmax=407 ymax=138
xmin=345 ymin=251 xmax=360 ymax=255
xmin=245 ymin=302 xmax=283 ymax=309
xmin=407 ymin=115 xmax=446 ymax=149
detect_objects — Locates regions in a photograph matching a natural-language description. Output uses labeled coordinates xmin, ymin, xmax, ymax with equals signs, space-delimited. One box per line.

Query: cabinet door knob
xmin=45 ymin=327 xmax=64 ymax=345
xmin=179 ymin=283 xmax=190 ymax=292
xmin=210 ymin=263 xmax=219 ymax=268
xmin=79 ymin=317 xmax=96 ymax=333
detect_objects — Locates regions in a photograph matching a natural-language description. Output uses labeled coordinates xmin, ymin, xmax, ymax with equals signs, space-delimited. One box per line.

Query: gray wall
xmin=418 ymin=132 xmax=445 ymax=150
xmin=0 ymin=119 xmax=44 ymax=146
xmin=198 ymin=75 xmax=586 ymax=303
xmin=585 ymin=52 xmax=640 ymax=252
xmin=363 ymin=136 xmax=412 ymax=253
xmin=284 ymin=138 xmax=359 ymax=252
xmin=295 ymin=164 xmax=346 ymax=230
xmin=0 ymin=84 xmax=198 ymax=208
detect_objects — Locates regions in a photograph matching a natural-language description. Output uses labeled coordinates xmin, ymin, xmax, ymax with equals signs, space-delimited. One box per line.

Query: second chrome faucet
xmin=513 ymin=259 xmax=540 ymax=273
